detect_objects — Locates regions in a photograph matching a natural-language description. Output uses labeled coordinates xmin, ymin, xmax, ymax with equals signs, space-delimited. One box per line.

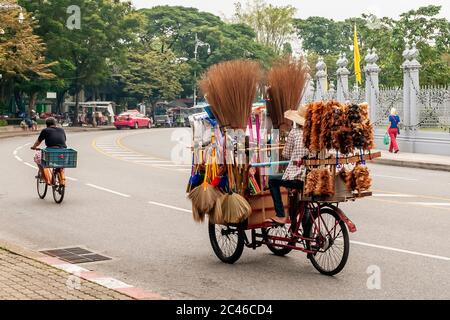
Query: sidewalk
xmin=0 ymin=125 xmax=115 ymax=140
xmin=373 ymin=150 xmax=450 ymax=172
xmin=0 ymin=241 xmax=162 ymax=300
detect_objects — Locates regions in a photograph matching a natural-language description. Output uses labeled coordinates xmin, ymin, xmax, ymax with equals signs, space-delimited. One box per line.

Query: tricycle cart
xmin=208 ymin=152 xmax=379 ymax=276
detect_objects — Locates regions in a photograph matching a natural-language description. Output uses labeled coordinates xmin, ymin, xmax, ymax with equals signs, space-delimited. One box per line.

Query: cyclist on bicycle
xmin=268 ymin=106 xmax=309 ymax=224
xmin=31 ymin=117 xmax=67 ymax=183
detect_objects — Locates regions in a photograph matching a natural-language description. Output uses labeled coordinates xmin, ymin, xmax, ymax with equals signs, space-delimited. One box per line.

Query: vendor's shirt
xmin=282 ymin=128 xmax=309 ymax=180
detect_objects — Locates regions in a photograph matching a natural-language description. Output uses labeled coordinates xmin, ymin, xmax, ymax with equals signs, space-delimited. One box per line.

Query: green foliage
xmin=0 ymin=119 xmax=7 ymax=127
xmin=233 ymin=0 xmax=296 ymax=54
xmin=294 ymin=5 xmax=450 ymax=87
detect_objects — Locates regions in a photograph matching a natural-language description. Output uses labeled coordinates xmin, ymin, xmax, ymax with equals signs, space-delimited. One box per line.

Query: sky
xmin=131 ymin=0 xmax=450 ymax=20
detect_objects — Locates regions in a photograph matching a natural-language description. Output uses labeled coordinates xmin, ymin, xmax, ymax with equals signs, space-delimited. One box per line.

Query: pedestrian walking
xmin=388 ymin=108 xmax=400 ymax=153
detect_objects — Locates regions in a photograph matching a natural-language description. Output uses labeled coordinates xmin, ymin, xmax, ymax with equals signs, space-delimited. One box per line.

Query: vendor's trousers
xmin=268 ymin=176 xmax=303 ymax=218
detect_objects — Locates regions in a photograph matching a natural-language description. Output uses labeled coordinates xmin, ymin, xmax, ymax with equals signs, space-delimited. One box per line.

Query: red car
xmin=114 ymin=111 xmax=152 ymax=130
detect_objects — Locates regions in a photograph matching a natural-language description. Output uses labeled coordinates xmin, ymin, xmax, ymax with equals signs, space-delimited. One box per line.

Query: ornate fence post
xmin=315 ymin=57 xmax=327 ymax=101
xmin=402 ymin=44 xmax=412 ymax=131
xmin=364 ymin=48 xmax=380 ymax=122
xmin=408 ymin=44 xmax=421 ymax=133
xmin=336 ymin=53 xmax=350 ymax=102
xmin=328 ymin=82 xmax=336 ymax=100
xmin=301 ymin=73 xmax=314 ymax=105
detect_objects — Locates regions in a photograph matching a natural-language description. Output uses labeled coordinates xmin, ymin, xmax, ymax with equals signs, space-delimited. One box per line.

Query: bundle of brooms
xmin=197 ymin=60 xmax=260 ymax=224
xmin=266 ymin=56 xmax=308 ymax=134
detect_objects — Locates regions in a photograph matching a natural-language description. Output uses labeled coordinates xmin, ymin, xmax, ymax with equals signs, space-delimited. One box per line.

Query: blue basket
xmin=41 ymin=148 xmax=78 ymax=168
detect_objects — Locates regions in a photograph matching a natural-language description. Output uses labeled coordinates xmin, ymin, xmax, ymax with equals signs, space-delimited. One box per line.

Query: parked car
xmin=113 ymin=111 xmax=152 ymax=130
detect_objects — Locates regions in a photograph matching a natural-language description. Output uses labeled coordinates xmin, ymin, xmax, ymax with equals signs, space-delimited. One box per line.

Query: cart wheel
xmin=36 ymin=171 xmax=48 ymax=199
xmin=52 ymin=171 xmax=65 ymax=204
xmin=263 ymin=224 xmax=294 ymax=256
xmin=208 ymin=223 xmax=245 ymax=264
xmin=305 ymin=207 xmax=349 ymax=276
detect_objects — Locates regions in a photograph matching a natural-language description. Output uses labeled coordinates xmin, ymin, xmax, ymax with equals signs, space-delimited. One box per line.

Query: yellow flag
xmin=353 ymin=24 xmax=362 ymax=84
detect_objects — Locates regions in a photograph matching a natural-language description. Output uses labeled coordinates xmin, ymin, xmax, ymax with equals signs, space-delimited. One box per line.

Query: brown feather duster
xmin=353 ymin=164 xmax=372 ymax=193
xmin=304 ymin=169 xmax=320 ymax=196
xmin=310 ymin=102 xmax=323 ymax=153
xmin=320 ymin=101 xmax=334 ymax=150
xmin=315 ymin=169 xmax=335 ymax=196
xmin=266 ymin=56 xmax=308 ymax=131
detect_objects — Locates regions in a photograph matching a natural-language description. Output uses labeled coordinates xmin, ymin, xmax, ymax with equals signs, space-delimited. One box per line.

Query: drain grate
xmin=40 ymin=247 xmax=111 ymax=264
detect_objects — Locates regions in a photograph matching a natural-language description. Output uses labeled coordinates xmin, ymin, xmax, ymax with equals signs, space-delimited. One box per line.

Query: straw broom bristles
xmin=266 ymin=56 xmax=308 ymax=130
xmin=199 ymin=60 xmax=261 ymax=129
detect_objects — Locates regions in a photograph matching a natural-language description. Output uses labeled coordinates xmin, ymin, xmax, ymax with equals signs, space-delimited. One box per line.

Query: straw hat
xmin=284 ymin=105 xmax=307 ymax=126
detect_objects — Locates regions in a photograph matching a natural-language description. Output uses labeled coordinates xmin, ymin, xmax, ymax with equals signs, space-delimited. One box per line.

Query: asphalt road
xmin=1 ymin=128 xmax=450 ymax=299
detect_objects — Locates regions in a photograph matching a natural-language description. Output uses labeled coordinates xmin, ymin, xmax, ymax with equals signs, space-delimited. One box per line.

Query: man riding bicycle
xmin=31 ymin=117 xmax=67 ymax=185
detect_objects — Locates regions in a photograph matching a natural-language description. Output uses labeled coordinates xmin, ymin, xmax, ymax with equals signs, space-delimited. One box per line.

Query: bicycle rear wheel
xmin=52 ymin=170 xmax=65 ymax=204
xmin=305 ymin=207 xmax=349 ymax=276
xmin=263 ymin=224 xmax=294 ymax=256
xmin=36 ymin=171 xmax=48 ymax=199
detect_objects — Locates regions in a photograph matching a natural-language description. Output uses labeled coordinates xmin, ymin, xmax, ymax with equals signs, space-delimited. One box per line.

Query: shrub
xmin=0 ymin=119 xmax=8 ymax=127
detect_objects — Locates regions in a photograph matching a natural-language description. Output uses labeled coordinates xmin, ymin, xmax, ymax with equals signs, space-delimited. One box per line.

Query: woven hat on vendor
xmin=284 ymin=105 xmax=307 ymax=127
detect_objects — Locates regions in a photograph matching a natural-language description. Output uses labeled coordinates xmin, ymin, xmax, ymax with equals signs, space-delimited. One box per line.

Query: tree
xmin=233 ymin=0 xmax=296 ymax=54
xmin=0 ymin=2 xmax=54 ymax=114
xmin=139 ymin=6 xmax=276 ymax=98
xmin=121 ymin=49 xmax=190 ymax=105
xmin=19 ymin=0 xmax=138 ymax=121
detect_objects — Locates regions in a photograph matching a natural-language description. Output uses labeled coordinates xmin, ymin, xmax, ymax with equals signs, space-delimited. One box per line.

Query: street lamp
xmin=193 ymin=33 xmax=211 ymax=106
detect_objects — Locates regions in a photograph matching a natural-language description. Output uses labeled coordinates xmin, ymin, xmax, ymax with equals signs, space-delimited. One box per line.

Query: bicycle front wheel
xmin=52 ymin=170 xmax=65 ymax=204
xmin=305 ymin=207 xmax=349 ymax=276
xmin=36 ymin=171 xmax=48 ymax=199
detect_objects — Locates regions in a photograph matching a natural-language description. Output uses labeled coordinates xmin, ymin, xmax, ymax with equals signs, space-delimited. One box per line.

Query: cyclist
xmin=31 ymin=117 xmax=67 ymax=184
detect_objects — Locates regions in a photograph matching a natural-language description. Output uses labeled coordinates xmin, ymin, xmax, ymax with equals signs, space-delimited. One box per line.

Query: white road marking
xmin=148 ymin=201 xmax=191 ymax=213
xmin=24 ymin=162 xmax=37 ymax=169
xmin=85 ymin=183 xmax=131 ymax=198
xmin=350 ymin=240 xmax=450 ymax=262
xmin=407 ymin=202 xmax=450 ymax=206
xmin=372 ymin=174 xmax=418 ymax=181
xmin=15 ymin=155 xmax=23 ymax=162
xmin=66 ymin=177 xmax=78 ymax=182
xmin=133 ymin=160 xmax=170 ymax=163
xmin=13 ymin=150 xmax=17 ymax=155
xmin=373 ymin=194 xmax=415 ymax=198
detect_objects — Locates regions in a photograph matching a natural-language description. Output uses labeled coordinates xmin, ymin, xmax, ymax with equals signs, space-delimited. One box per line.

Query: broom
xmin=188 ymin=136 xmax=222 ymax=222
xmin=266 ymin=56 xmax=308 ymax=133
xmin=200 ymin=60 xmax=259 ymax=224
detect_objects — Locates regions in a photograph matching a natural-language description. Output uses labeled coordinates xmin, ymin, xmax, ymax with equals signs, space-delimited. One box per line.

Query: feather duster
xmin=359 ymin=103 xmax=375 ymax=150
xmin=315 ymin=168 xmax=335 ymax=196
xmin=310 ymin=102 xmax=323 ymax=153
xmin=304 ymin=169 xmax=320 ymax=196
xmin=320 ymin=101 xmax=334 ymax=150
xmin=353 ymin=164 xmax=372 ymax=193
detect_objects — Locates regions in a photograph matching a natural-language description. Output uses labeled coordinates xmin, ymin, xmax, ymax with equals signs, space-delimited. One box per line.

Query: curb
xmin=0 ymin=239 xmax=163 ymax=300
xmin=373 ymin=158 xmax=450 ymax=172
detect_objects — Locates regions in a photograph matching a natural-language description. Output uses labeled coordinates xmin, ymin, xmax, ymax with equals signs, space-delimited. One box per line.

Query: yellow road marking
xmin=92 ymin=132 xmax=185 ymax=173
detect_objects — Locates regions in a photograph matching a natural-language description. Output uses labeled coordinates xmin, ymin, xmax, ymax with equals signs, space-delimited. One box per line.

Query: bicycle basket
xmin=41 ymin=148 xmax=77 ymax=168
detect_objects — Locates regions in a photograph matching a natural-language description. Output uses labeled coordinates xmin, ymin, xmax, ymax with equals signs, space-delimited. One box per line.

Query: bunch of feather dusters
xmin=303 ymin=101 xmax=375 ymax=154
xmin=303 ymin=101 xmax=374 ymax=196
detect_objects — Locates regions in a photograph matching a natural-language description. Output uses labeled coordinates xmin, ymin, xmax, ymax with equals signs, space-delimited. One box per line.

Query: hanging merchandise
xmin=199 ymin=60 xmax=260 ymax=224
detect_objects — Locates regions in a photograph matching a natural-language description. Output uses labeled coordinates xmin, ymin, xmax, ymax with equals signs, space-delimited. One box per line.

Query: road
xmin=1 ymin=128 xmax=450 ymax=299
